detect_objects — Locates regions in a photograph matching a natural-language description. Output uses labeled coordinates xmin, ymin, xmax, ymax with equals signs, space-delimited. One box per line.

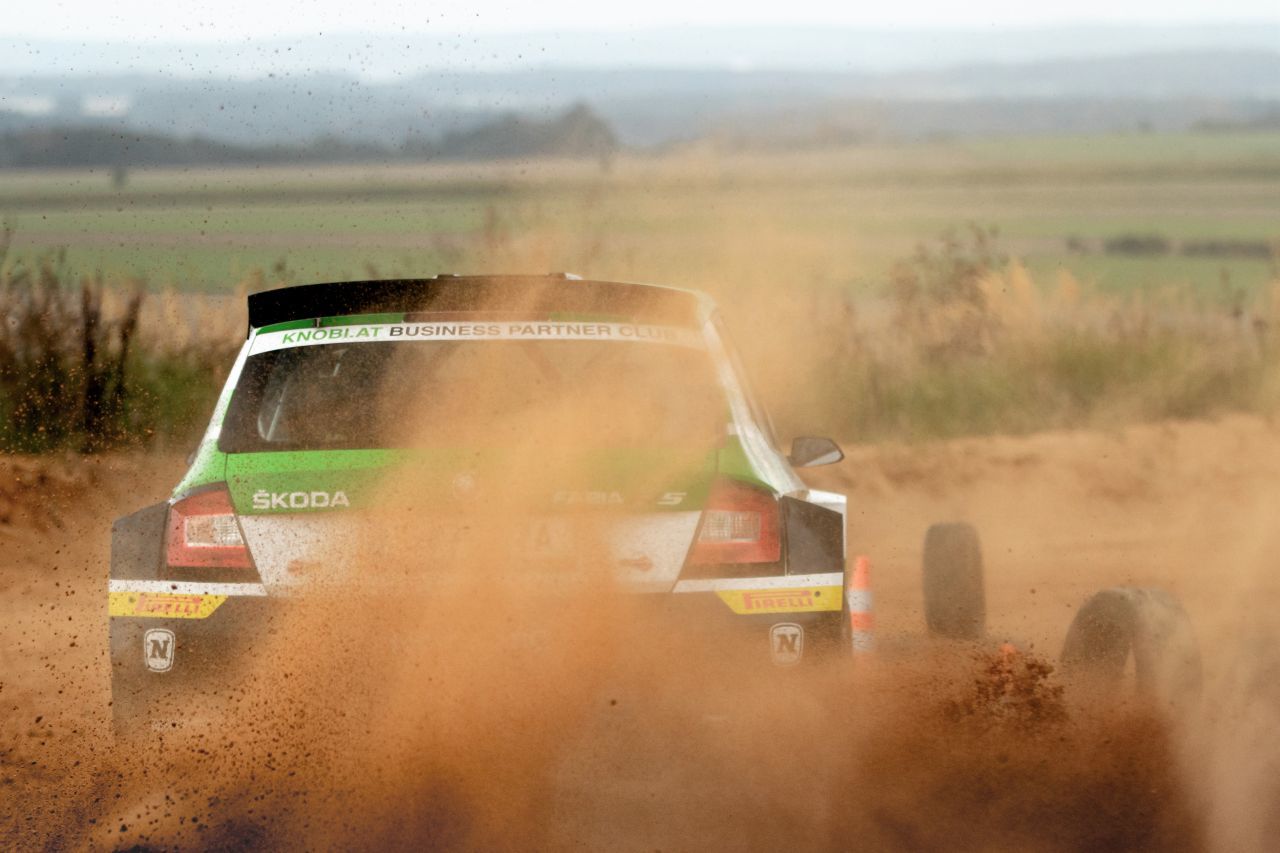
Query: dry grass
xmin=1 ymin=226 xmax=1278 ymax=452
xmin=0 ymin=239 xmax=244 ymax=452
xmin=741 ymin=228 xmax=1280 ymax=442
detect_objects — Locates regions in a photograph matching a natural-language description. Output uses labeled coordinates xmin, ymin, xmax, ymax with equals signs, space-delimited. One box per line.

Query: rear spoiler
xmin=245 ymin=275 xmax=704 ymax=334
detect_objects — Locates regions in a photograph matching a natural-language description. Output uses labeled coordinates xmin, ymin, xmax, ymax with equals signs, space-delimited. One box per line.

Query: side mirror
xmin=788 ymin=436 xmax=844 ymax=468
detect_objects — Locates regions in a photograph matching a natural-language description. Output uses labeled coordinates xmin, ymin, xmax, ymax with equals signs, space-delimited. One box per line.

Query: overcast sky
xmin=6 ymin=0 xmax=1280 ymax=40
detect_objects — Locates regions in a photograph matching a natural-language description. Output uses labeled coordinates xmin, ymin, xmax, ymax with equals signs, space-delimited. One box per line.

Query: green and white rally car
xmin=109 ymin=275 xmax=867 ymax=728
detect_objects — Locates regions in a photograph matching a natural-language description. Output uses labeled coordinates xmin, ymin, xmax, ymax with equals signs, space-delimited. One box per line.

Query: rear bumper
xmin=108 ymin=571 xmax=855 ymax=701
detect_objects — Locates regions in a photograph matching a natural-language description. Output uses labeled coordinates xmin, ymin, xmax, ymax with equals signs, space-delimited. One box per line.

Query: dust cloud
xmin=4 ymin=284 xmax=1280 ymax=851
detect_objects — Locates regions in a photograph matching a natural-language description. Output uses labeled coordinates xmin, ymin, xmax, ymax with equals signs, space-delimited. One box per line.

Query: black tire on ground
xmin=922 ymin=522 xmax=986 ymax=640
xmin=1060 ymin=587 xmax=1202 ymax=705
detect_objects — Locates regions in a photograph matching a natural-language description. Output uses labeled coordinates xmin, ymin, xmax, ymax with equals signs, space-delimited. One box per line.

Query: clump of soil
xmin=946 ymin=644 xmax=1068 ymax=730
xmin=827 ymin=647 xmax=1201 ymax=852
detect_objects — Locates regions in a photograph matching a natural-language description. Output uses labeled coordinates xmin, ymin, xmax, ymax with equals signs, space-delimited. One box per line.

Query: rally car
xmin=109 ymin=274 xmax=871 ymax=729
xmin=108 ymin=274 xmax=1202 ymax=732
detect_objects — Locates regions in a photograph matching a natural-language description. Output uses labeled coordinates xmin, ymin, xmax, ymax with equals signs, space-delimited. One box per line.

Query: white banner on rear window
xmin=249 ymin=321 xmax=705 ymax=355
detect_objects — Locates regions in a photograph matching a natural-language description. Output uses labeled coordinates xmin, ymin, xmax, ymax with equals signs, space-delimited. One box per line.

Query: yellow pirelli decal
xmin=108 ymin=591 xmax=228 ymax=619
xmin=715 ymin=586 xmax=842 ymax=614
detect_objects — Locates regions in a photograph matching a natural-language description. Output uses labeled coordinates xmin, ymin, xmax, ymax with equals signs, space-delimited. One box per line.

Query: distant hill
xmin=430 ymin=104 xmax=617 ymax=161
xmin=0 ymin=128 xmax=382 ymax=169
xmin=0 ymin=104 xmax=619 ymax=169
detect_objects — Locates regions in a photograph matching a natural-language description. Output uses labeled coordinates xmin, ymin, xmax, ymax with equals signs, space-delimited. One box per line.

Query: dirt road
xmin=5 ymin=417 xmax=1280 ymax=850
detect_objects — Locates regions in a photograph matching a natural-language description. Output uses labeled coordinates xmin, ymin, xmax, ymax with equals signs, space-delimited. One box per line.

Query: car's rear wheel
xmin=923 ymin=522 xmax=986 ymax=641
xmin=1060 ymin=587 xmax=1202 ymax=706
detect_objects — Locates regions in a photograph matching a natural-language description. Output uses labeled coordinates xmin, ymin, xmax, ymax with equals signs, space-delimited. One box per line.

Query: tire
xmin=1060 ymin=587 xmax=1202 ymax=706
xmin=922 ymin=522 xmax=986 ymax=640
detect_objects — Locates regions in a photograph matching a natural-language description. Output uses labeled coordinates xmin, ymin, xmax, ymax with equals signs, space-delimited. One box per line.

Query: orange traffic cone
xmin=846 ymin=555 xmax=875 ymax=654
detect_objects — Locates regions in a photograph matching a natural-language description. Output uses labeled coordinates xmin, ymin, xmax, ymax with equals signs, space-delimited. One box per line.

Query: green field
xmin=0 ymin=130 xmax=1276 ymax=298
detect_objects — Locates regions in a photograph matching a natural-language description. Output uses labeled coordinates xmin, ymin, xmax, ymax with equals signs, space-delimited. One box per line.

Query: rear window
xmin=219 ymin=321 xmax=727 ymax=453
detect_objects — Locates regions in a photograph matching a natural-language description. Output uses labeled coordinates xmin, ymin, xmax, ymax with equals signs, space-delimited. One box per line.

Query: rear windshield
xmin=220 ymin=327 xmax=726 ymax=453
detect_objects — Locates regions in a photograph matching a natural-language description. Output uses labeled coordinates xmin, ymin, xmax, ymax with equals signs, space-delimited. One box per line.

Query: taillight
xmin=165 ymin=485 xmax=254 ymax=569
xmin=687 ymin=478 xmax=781 ymax=565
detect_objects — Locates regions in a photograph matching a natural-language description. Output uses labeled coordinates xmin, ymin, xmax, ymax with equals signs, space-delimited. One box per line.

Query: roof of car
xmin=246 ymin=274 xmax=709 ymax=332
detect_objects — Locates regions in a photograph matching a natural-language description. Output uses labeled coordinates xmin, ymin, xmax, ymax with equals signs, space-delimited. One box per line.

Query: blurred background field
xmin=1 ymin=130 xmax=1276 ymax=296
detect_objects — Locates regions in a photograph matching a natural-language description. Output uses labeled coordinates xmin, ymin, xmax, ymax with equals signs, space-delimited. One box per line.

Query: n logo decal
xmin=769 ymin=623 xmax=804 ymax=666
xmin=143 ymin=628 xmax=175 ymax=673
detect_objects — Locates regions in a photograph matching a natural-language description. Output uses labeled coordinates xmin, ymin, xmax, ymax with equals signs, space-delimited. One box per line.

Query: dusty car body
xmin=108 ymin=275 xmax=864 ymax=729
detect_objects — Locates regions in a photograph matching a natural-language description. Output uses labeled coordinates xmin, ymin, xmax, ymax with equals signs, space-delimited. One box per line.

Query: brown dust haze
xmin=3 ymin=281 xmax=1280 ymax=852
